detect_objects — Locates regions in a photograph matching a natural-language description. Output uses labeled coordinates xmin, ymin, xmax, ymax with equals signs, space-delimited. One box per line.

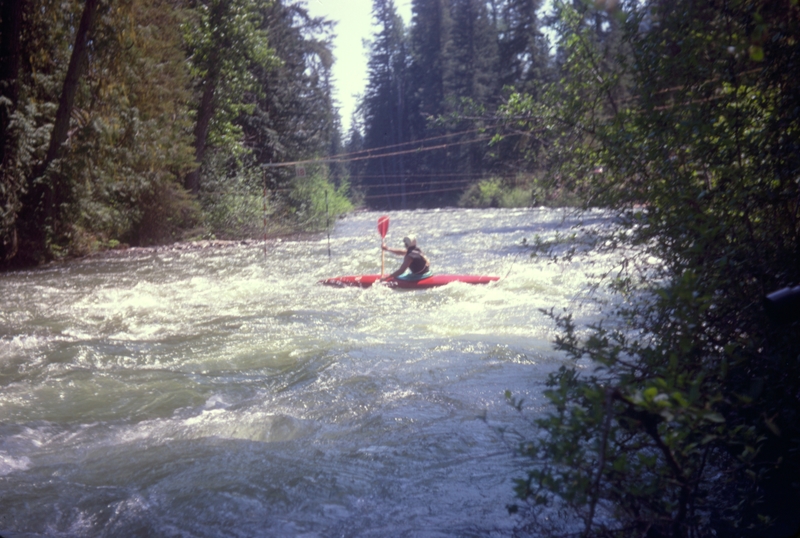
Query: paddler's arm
xmin=382 ymin=243 xmax=406 ymax=256
xmin=381 ymin=255 xmax=412 ymax=281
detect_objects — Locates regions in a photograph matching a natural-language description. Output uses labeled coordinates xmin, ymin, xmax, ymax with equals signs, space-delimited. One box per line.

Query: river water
xmin=0 ymin=208 xmax=615 ymax=537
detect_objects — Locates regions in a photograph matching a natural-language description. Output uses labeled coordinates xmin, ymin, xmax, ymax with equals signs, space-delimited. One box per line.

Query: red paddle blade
xmin=377 ymin=215 xmax=389 ymax=238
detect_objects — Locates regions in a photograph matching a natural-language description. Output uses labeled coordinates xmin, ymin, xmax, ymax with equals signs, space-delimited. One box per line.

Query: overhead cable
xmin=261 ymin=129 xmax=502 ymax=169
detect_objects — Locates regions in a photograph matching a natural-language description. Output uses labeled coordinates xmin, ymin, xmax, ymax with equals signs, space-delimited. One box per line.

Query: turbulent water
xmin=0 ymin=208 xmax=616 ymax=537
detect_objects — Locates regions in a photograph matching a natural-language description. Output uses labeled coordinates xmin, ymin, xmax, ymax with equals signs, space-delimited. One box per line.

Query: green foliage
xmin=444 ymin=0 xmax=499 ymax=104
xmin=71 ymin=0 xmax=198 ymax=246
xmin=286 ymin=168 xmax=353 ymax=231
xmin=0 ymin=0 xmax=202 ymax=265
xmin=1 ymin=0 xmax=346 ymax=268
xmin=459 ymin=177 xmax=501 ymax=207
xmin=458 ymin=174 xmax=583 ymax=208
xmin=197 ymin=149 xmax=264 ymax=238
xmin=197 ymin=0 xmax=342 ymax=230
xmin=505 ymin=0 xmax=800 ymax=535
xmin=183 ymin=0 xmax=274 ymax=143
xmin=181 ymin=0 xmax=278 ymax=194
xmin=245 ymin=1 xmax=339 ymax=192
xmin=458 ymin=177 xmax=532 ymax=208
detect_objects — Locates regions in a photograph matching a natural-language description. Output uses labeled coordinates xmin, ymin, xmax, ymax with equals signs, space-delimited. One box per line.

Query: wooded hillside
xmin=0 ymin=0 xmax=349 ymax=268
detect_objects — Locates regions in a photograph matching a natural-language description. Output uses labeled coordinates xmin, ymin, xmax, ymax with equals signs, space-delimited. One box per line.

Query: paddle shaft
xmin=377 ymin=216 xmax=389 ymax=277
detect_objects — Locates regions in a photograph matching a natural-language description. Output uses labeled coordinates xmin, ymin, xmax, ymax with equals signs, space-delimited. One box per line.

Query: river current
xmin=0 ymin=208 xmax=615 ymax=537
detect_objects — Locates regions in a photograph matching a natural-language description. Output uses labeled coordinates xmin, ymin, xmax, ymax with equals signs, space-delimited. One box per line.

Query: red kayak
xmin=320 ymin=274 xmax=500 ymax=289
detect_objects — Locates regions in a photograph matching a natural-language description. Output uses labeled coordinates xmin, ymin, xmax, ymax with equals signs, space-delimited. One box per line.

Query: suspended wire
xmin=248 ymin=123 xmax=527 ymax=222
xmin=281 ymin=134 xmax=494 ymax=168
xmin=262 ymin=127 xmax=506 ymax=169
xmin=338 ymin=125 xmax=499 ymax=160
xmin=354 ymin=171 xmax=489 ymax=179
xmin=276 ymin=173 xmax=526 ymax=194
xmin=362 ymin=185 xmax=476 ymax=199
xmin=354 ymin=178 xmax=473 ymax=189
xmin=353 ymin=174 xmax=534 ymax=190
xmin=333 ymin=135 xmax=495 ymax=164
xmin=260 ymin=180 xmax=470 ymax=195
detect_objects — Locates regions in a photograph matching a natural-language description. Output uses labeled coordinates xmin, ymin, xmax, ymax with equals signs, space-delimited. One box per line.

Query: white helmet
xmin=403 ymin=236 xmax=417 ymax=248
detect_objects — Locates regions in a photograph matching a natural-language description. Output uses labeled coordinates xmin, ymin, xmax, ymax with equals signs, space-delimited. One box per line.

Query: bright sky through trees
xmin=304 ymin=0 xmax=412 ymax=132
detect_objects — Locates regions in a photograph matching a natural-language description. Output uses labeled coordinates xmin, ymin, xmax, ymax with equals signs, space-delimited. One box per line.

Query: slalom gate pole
xmin=263 ymin=172 xmax=268 ymax=262
xmin=326 ymin=191 xmax=331 ymax=259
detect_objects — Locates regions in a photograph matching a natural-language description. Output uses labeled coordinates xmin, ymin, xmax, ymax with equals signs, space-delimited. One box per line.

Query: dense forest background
xmin=2 ymin=0 xmax=800 ymax=535
xmin=349 ymin=0 xmax=552 ymax=209
xmin=0 ymin=0 xmax=351 ymax=268
xmin=0 ymin=0 xmax=560 ymax=270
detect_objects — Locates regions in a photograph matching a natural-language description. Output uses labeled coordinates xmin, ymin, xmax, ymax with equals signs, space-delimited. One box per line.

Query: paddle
xmin=378 ymin=215 xmax=389 ymax=277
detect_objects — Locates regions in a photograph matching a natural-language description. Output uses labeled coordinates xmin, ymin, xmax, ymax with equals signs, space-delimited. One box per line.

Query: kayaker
xmin=381 ymin=236 xmax=431 ymax=281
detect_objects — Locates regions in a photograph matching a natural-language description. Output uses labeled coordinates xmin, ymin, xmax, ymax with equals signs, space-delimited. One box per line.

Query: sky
xmin=304 ymin=0 xmax=413 ymax=133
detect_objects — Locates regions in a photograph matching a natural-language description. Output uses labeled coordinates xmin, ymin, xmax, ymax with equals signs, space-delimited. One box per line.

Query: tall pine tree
xmin=360 ymin=0 xmax=411 ymax=209
xmin=440 ymin=0 xmax=499 ymax=192
xmin=405 ymin=0 xmax=451 ymax=202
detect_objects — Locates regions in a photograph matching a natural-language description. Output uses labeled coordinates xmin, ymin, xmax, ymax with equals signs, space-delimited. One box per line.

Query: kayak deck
xmin=320 ymin=274 xmax=500 ymax=289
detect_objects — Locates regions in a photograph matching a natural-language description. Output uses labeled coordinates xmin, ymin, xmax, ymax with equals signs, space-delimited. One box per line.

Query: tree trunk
xmin=16 ymin=0 xmax=100 ymax=264
xmin=40 ymin=0 xmax=99 ymax=175
xmin=185 ymin=67 xmax=218 ymax=194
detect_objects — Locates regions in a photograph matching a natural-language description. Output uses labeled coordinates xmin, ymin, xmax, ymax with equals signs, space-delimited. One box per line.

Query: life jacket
xmin=406 ymin=246 xmax=430 ymax=274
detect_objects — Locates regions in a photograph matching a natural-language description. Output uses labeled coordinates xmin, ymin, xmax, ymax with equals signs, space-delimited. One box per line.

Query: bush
xmin=504 ymin=1 xmax=800 ymax=536
xmin=458 ymin=177 xmax=535 ymax=208
xmin=459 ymin=175 xmax=584 ymax=208
xmin=286 ymin=169 xmax=353 ymax=231
xmin=198 ymin=153 xmax=266 ymax=239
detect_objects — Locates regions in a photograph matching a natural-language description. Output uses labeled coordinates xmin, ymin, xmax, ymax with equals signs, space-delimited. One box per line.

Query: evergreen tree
xmin=358 ymin=0 xmax=556 ymax=209
xmin=494 ymin=0 xmax=547 ymax=93
xmin=490 ymin=0 xmax=551 ymax=184
xmin=360 ymin=0 xmax=412 ymax=209
xmin=245 ymin=1 xmax=336 ymax=187
xmin=343 ymin=114 xmax=366 ymax=204
xmin=406 ymin=0 xmax=451 ymax=201
xmin=408 ymin=0 xmax=449 ymax=135
xmin=444 ymin=0 xmax=498 ymax=105
xmin=439 ymin=0 xmax=499 ymax=196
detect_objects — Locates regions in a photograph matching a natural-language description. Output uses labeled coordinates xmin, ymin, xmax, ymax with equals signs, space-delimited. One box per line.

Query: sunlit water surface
xmin=1 ymin=208 xmax=616 ymax=537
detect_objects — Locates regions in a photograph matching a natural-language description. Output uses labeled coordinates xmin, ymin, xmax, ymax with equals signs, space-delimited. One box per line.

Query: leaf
xmin=764 ymin=416 xmax=781 ymax=437
xmin=701 ymin=434 xmax=717 ymax=445
xmin=671 ymin=391 xmax=690 ymax=407
xmin=749 ymin=45 xmax=764 ymax=61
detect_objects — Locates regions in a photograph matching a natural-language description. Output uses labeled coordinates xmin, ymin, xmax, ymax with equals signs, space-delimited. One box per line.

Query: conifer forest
xmin=2 ymin=0 xmax=800 ymax=536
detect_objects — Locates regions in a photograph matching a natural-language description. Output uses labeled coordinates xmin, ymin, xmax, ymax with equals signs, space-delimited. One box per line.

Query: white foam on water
xmin=0 ymin=208 xmax=626 ymax=536
xmin=0 ymin=452 xmax=31 ymax=475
